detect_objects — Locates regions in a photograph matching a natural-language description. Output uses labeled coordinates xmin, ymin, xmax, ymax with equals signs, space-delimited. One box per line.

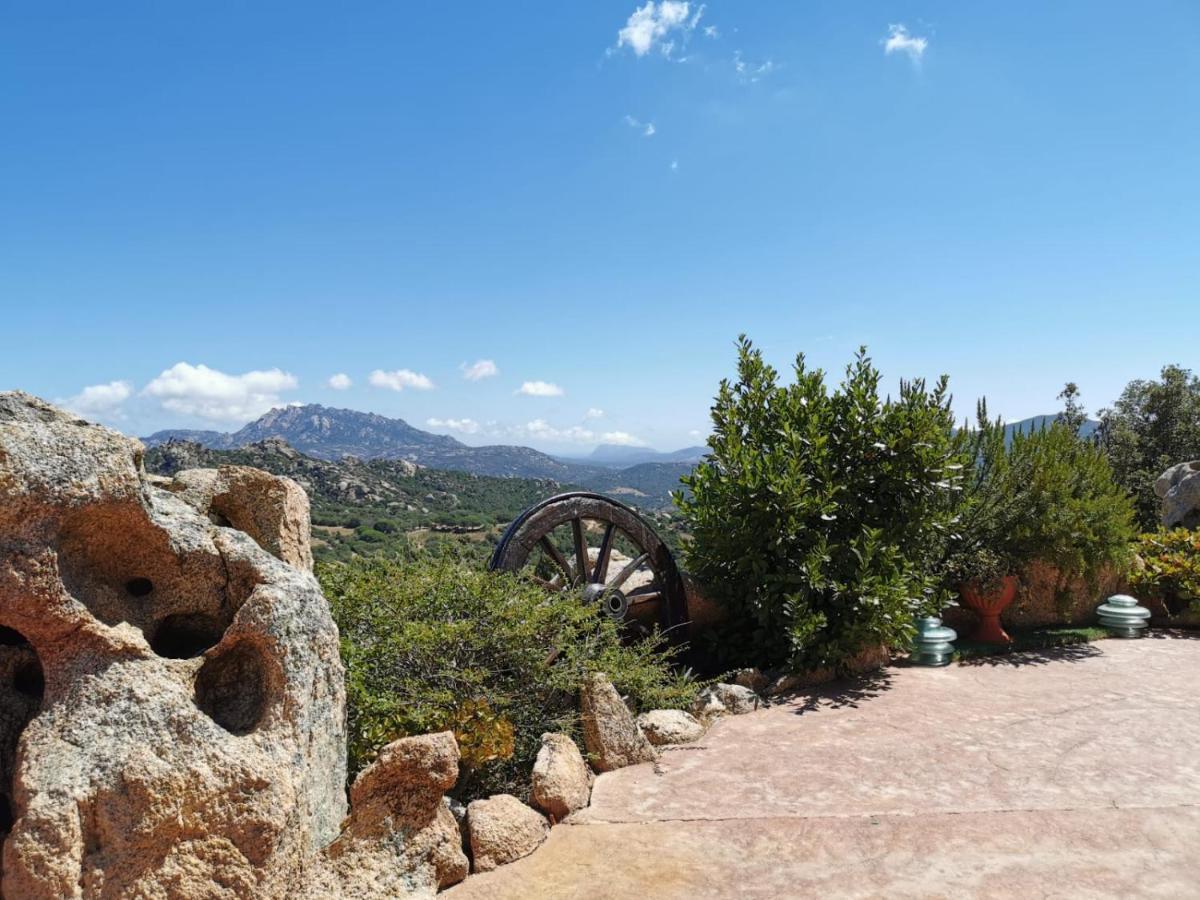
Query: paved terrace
xmin=449 ymin=634 xmax=1200 ymax=899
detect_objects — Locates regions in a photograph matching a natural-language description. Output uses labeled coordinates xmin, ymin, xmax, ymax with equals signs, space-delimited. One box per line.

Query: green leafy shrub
xmin=675 ymin=338 xmax=963 ymax=674
xmin=1130 ymin=529 xmax=1200 ymax=613
xmin=942 ymin=406 xmax=1136 ymax=593
xmin=319 ymin=554 xmax=695 ymax=800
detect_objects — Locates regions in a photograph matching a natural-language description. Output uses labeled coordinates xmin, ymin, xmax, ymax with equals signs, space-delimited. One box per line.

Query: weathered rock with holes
xmin=0 ymin=393 xmax=351 ymax=898
xmin=636 ymin=709 xmax=706 ymax=746
xmin=312 ymin=732 xmax=468 ymax=895
xmin=166 ymin=465 xmax=314 ymax=571
xmin=579 ymin=672 xmax=657 ymax=773
xmin=1156 ymin=461 xmax=1200 ymax=530
xmin=530 ymin=732 xmax=591 ymax=820
xmin=465 ymin=794 xmax=549 ymax=873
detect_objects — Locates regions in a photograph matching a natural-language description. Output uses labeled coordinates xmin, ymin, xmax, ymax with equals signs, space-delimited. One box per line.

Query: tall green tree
xmin=1097 ymin=365 xmax=1200 ymax=528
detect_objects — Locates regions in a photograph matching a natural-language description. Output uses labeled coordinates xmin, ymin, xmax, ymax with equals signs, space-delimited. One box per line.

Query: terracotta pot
xmin=958 ymin=575 xmax=1018 ymax=644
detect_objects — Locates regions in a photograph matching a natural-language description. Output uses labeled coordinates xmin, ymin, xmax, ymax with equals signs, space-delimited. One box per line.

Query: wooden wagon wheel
xmin=489 ymin=492 xmax=689 ymax=642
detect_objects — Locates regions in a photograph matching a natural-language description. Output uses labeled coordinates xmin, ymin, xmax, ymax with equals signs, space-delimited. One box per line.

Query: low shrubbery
xmin=676 ymin=338 xmax=963 ymax=674
xmin=319 ymin=554 xmax=696 ymax=801
xmin=1130 ymin=529 xmax=1200 ymax=614
xmin=940 ymin=405 xmax=1136 ymax=594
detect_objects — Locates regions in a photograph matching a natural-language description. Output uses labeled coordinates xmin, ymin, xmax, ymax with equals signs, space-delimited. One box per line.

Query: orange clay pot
xmin=959 ymin=575 xmax=1018 ymax=644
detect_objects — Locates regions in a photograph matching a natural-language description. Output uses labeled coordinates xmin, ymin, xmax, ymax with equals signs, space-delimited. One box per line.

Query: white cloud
xmin=63 ymin=380 xmax=133 ymax=419
xmin=142 ymin=363 xmax=298 ymax=423
xmin=617 ymin=1 xmax=699 ymax=57
xmin=670 ymin=159 xmax=679 ymax=171
xmin=623 ymin=115 xmax=656 ymax=137
xmin=427 ymin=417 xmax=481 ymax=434
xmin=600 ymin=431 xmax=646 ymax=446
xmin=517 ymin=380 xmax=564 ymax=397
xmin=327 ymin=373 xmax=352 ymax=390
xmin=513 ymin=419 xmax=646 ymax=447
xmin=461 ymin=359 xmax=499 ymax=381
xmin=703 ymin=24 xmax=718 ymax=39
xmin=688 ymin=429 xmax=703 ymax=438
xmin=883 ymin=24 xmax=927 ymax=63
xmin=585 ymin=408 xmax=605 ymax=419
xmin=369 ymin=369 xmax=435 ymax=392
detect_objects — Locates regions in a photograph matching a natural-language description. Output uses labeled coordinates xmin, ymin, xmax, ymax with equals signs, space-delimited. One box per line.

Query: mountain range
xmin=142 ymin=404 xmax=699 ymax=507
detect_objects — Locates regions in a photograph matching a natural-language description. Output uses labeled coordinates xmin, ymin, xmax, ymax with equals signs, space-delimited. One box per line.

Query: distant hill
xmin=1003 ymin=415 xmax=1099 ymax=444
xmin=144 ymin=404 xmax=601 ymax=481
xmin=585 ymin=461 xmax=695 ymax=504
xmin=586 ymin=444 xmax=707 ymax=466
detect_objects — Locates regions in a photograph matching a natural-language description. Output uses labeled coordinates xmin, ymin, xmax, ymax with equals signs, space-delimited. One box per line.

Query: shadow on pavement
xmin=957 ymin=642 xmax=1103 ymax=667
xmin=786 ymin=669 xmax=894 ymax=716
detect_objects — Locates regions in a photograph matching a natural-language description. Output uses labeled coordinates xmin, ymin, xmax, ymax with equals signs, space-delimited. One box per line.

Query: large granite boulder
xmin=0 ymin=392 xmax=347 ymax=897
xmin=1156 ymin=461 xmax=1200 ymax=529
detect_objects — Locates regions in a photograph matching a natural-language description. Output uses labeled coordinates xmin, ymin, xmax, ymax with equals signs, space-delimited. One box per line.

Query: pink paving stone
xmin=448 ymin=635 xmax=1200 ymax=899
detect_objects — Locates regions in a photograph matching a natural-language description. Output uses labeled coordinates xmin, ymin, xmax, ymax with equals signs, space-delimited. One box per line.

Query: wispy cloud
xmin=517 ymin=380 xmax=565 ymax=397
xmin=623 ymin=115 xmax=656 ymax=137
xmin=143 ymin=363 xmax=299 ymax=423
xmin=585 ymin=407 xmax=605 ymax=419
xmin=734 ymin=50 xmax=775 ymax=84
xmin=369 ymin=368 xmax=435 ymax=391
xmin=461 ymin=359 xmax=499 ymax=381
xmin=327 ymin=373 xmax=352 ymax=390
xmin=516 ymin=419 xmax=646 ymax=447
xmin=703 ymin=24 xmax=718 ymax=39
xmin=616 ymin=1 xmax=703 ymax=58
xmin=883 ymin=24 xmax=927 ymax=64
xmin=427 ymin=417 xmax=481 ymax=434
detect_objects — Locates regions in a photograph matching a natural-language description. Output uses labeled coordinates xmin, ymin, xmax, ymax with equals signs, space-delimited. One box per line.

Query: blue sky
xmin=2 ymin=2 xmax=1196 ymax=452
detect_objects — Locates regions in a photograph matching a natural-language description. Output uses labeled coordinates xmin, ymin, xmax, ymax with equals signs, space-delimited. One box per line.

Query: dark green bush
xmin=676 ymin=338 xmax=962 ymax=674
xmin=942 ymin=406 xmax=1136 ymax=592
xmin=320 ymin=554 xmax=695 ymax=801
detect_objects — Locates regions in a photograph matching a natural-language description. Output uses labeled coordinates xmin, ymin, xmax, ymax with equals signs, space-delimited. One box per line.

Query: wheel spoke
xmin=571 ymin=517 xmax=589 ymax=586
xmin=592 ymin=523 xmax=616 ymax=583
xmin=626 ymin=587 xmax=661 ymax=606
xmin=531 ymin=575 xmax=563 ymax=593
xmin=539 ymin=536 xmax=573 ymax=584
xmin=609 ymin=552 xmax=649 ymax=590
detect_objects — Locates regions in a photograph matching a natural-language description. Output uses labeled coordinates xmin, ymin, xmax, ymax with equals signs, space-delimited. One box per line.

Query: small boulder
xmin=531 ymin=733 xmax=591 ymax=820
xmin=1156 ymin=461 xmax=1200 ymax=529
xmin=466 ymin=794 xmax=549 ymax=873
xmin=731 ymin=667 xmax=769 ymax=694
xmin=692 ymin=683 xmax=761 ymax=719
xmin=323 ymin=731 xmax=468 ymax=892
xmin=580 ymin=672 xmax=657 ymax=772
xmin=637 ymin=709 xmax=705 ymax=746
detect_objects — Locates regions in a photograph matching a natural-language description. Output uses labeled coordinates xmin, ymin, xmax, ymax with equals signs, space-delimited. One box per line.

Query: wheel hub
xmin=583 ymin=582 xmax=629 ymax=620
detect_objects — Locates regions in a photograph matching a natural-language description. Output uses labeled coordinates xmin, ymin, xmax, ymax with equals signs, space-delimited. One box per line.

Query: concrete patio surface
xmin=448 ymin=634 xmax=1200 ymax=899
